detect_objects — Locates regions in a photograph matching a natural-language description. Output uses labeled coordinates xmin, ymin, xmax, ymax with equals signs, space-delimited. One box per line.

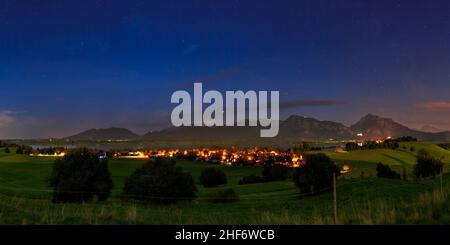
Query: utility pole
xmin=333 ymin=172 xmax=337 ymax=225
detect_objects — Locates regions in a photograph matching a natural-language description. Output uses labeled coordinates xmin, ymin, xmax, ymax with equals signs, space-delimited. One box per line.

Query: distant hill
xmin=350 ymin=114 xmax=450 ymax=142
xmin=141 ymin=124 xmax=262 ymax=144
xmin=64 ymin=114 xmax=450 ymax=144
xmin=420 ymin=125 xmax=442 ymax=133
xmin=350 ymin=114 xmax=416 ymax=139
xmin=277 ymin=115 xmax=355 ymax=140
xmin=140 ymin=115 xmax=356 ymax=145
xmin=66 ymin=128 xmax=139 ymax=141
xmin=144 ymin=114 xmax=449 ymax=143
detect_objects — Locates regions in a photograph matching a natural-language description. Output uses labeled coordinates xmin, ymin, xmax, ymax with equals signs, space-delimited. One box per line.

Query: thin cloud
xmin=279 ymin=99 xmax=348 ymax=109
xmin=0 ymin=111 xmax=17 ymax=127
xmin=417 ymin=101 xmax=450 ymax=110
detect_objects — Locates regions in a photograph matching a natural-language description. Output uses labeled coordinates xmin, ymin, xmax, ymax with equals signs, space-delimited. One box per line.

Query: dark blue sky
xmin=1 ymin=0 xmax=449 ymax=138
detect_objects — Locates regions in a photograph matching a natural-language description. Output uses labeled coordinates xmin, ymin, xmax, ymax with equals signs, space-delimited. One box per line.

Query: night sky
xmin=1 ymin=0 xmax=449 ymax=139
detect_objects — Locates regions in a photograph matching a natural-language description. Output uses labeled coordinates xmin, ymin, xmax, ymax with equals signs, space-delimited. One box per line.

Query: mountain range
xmin=65 ymin=114 xmax=450 ymax=143
xmin=66 ymin=127 xmax=139 ymax=141
xmin=420 ymin=125 xmax=442 ymax=133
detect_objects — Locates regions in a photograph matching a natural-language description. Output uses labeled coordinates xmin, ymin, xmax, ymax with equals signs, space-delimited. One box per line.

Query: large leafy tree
xmin=123 ymin=158 xmax=197 ymax=203
xmin=293 ymin=153 xmax=340 ymax=195
xmin=49 ymin=148 xmax=113 ymax=203
xmin=199 ymin=167 xmax=227 ymax=187
xmin=414 ymin=149 xmax=443 ymax=178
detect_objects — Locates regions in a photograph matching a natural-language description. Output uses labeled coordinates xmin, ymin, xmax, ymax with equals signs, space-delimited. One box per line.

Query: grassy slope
xmin=323 ymin=142 xmax=450 ymax=178
xmin=399 ymin=141 xmax=450 ymax=163
xmin=0 ymin=143 xmax=449 ymax=224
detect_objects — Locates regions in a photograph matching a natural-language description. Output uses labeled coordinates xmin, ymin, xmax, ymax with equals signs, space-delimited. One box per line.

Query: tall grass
xmin=1 ymin=183 xmax=448 ymax=224
xmin=255 ymin=184 xmax=449 ymax=225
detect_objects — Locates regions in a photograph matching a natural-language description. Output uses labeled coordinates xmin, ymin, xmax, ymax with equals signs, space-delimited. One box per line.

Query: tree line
xmin=48 ymin=148 xmax=343 ymax=204
xmin=47 ymin=144 xmax=443 ymax=205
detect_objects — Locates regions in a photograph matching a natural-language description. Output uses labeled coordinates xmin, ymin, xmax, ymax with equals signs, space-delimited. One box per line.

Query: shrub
xmin=123 ymin=158 xmax=196 ymax=203
xmin=15 ymin=145 xmax=32 ymax=155
xmin=396 ymin=136 xmax=417 ymax=142
xmin=293 ymin=153 xmax=340 ymax=195
xmin=376 ymin=162 xmax=401 ymax=179
xmin=345 ymin=142 xmax=359 ymax=151
xmin=48 ymin=148 xmax=113 ymax=203
xmin=414 ymin=150 xmax=443 ymax=178
xmin=199 ymin=167 xmax=227 ymax=187
xmin=207 ymin=188 xmax=238 ymax=203
xmin=4 ymin=147 xmax=10 ymax=154
xmin=238 ymin=175 xmax=264 ymax=185
xmin=262 ymin=164 xmax=289 ymax=181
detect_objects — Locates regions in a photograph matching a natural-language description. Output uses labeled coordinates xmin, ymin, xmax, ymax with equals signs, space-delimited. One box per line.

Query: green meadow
xmin=0 ymin=142 xmax=449 ymax=224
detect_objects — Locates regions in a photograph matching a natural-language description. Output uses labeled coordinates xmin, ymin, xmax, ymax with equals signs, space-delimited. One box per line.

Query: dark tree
xmin=345 ymin=142 xmax=359 ymax=151
xmin=48 ymin=148 xmax=113 ymax=203
xmin=4 ymin=147 xmax=10 ymax=154
xmin=395 ymin=136 xmax=417 ymax=142
xmin=414 ymin=150 xmax=443 ymax=178
xmin=293 ymin=153 xmax=340 ymax=195
xmin=376 ymin=162 xmax=401 ymax=179
xmin=262 ymin=164 xmax=290 ymax=181
xmin=199 ymin=167 xmax=227 ymax=187
xmin=123 ymin=158 xmax=196 ymax=203
xmin=292 ymin=142 xmax=310 ymax=152
xmin=15 ymin=145 xmax=32 ymax=155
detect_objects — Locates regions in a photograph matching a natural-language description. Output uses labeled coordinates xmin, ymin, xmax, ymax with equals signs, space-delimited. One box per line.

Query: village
xmin=112 ymin=147 xmax=304 ymax=167
xmin=24 ymin=137 xmax=403 ymax=172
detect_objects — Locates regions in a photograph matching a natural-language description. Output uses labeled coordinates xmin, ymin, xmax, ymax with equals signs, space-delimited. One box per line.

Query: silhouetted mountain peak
xmin=285 ymin=115 xmax=306 ymax=121
xmin=351 ymin=114 xmax=419 ymax=139
xmin=66 ymin=127 xmax=139 ymax=141
xmin=64 ymin=114 xmax=450 ymax=144
xmin=358 ymin=114 xmax=395 ymax=123
xmin=420 ymin=125 xmax=442 ymax=133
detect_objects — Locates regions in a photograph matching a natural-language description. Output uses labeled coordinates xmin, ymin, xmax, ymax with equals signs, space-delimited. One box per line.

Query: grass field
xmin=0 ymin=142 xmax=449 ymax=224
xmin=324 ymin=141 xmax=450 ymax=178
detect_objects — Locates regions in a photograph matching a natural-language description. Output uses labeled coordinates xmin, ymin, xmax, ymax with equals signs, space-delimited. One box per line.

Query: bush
xmin=396 ymin=136 xmax=417 ymax=142
xmin=376 ymin=162 xmax=401 ymax=179
xmin=123 ymin=158 xmax=196 ymax=203
xmin=293 ymin=153 xmax=340 ymax=195
xmin=15 ymin=145 xmax=32 ymax=155
xmin=414 ymin=150 xmax=443 ymax=178
xmin=238 ymin=174 xmax=264 ymax=185
xmin=207 ymin=188 xmax=238 ymax=203
xmin=48 ymin=148 xmax=113 ymax=203
xmin=4 ymin=147 xmax=10 ymax=154
xmin=262 ymin=164 xmax=289 ymax=181
xmin=199 ymin=167 xmax=227 ymax=187
xmin=345 ymin=142 xmax=359 ymax=151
